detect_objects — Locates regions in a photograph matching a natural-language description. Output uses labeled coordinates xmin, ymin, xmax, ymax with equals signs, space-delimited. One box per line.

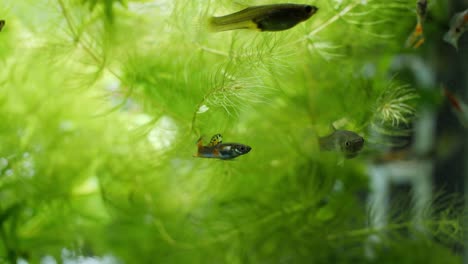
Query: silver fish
xmin=443 ymin=9 xmax=468 ymax=50
xmin=318 ymin=126 xmax=365 ymax=159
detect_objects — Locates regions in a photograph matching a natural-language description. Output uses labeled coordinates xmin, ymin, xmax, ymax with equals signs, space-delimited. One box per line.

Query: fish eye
xmin=345 ymin=141 xmax=351 ymax=147
xmin=304 ymin=5 xmax=313 ymax=13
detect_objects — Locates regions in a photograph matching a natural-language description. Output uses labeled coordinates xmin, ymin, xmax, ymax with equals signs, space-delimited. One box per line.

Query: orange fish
xmin=443 ymin=87 xmax=468 ymax=128
xmin=405 ymin=0 xmax=428 ymax=48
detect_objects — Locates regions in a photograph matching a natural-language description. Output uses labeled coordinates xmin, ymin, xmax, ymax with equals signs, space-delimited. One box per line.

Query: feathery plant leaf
xmin=375 ymin=82 xmax=419 ymax=127
xmin=364 ymin=80 xmax=419 ymax=150
xmin=307 ymin=39 xmax=345 ymax=61
xmin=0 ymin=0 xmax=464 ymax=263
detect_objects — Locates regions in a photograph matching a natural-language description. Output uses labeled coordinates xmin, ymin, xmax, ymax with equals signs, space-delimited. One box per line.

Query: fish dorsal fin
xmin=196 ymin=136 xmax=203 ymax=148
xmin=208 ymin=134 xmax=223 ymax=146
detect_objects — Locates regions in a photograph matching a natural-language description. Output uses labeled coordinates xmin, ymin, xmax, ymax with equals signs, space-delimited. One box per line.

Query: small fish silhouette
xmin=443 ymin=87 xmax=468 ymax=128
xmin=443 ymin=9 xmax=468 ymax=50
xmin=318 ymin=126 xmax=365 ymax=159
xmin=405 ymin=0 xmax=428 ymax=48
xmin=209 ymin=4 xmax=318 ymax=32
xmin=195 ymin=134 xmax=251 ymax=159
xmin=0 ymin=20 xmax=5 ymax=32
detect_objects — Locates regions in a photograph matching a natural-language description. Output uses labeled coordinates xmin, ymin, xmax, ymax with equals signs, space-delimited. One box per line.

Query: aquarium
xmin=0 ymin=0 xmax=467 ymax=263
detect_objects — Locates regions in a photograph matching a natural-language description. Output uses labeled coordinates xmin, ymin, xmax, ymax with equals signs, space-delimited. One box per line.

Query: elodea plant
xmin=0 ymin=0 xmax=465 ymax=263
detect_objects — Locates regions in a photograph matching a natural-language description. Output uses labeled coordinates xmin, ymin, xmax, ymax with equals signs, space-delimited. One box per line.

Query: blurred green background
xmin=0 ymin=0 xmax=467 ymax=263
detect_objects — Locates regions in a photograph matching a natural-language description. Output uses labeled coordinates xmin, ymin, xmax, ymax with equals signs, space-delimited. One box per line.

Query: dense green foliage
xmin=0 ymin=0 xmax=465 ymax=263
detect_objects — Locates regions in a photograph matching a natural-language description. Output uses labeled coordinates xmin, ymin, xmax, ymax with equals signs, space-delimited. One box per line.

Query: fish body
xmin=318 ymin=127 xmax=365 ymax=159
xmin=405 ymin=0 xmax=428 ymax=48
xmin=0 ymin=20 xmax=5 ymax=32
xmin=209 ymin=4 xmax=318 ymax=32
xmin=195 ymin=134 xmax=251 ymax=160
xmin=443 ymin=87 xmax=468 ymax=128
xmin=443 ymin=9 xmax=468 ymax=50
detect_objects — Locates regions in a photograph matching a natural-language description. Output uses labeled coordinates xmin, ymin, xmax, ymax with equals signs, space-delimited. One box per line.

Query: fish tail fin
xmin=208 ymin=16 xmax=258 ymax=32
xmin=318 ymin=136 xmax=330 ymax=152
xmin=405 ymin=22 xmax=424 ymax=48
xmin=443 ymin=87 xmax=462 ymax=112
xmin=194 ymin=137 xmax=203 ymax=157
xmin=193 ymin=15 xmax=209 ymax=35
xmin=196 ymin=137 xmax=203 ymax=148
xmin=413 ymin=37 xmax=425 ymax=48
xmin=317 ymin=137 xmax=325 ymax=151
xmin=443 ymin=31 xmax=459 ymax=50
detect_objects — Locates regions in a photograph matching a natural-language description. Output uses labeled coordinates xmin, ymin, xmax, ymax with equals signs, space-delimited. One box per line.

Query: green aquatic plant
xmin=0 ymin=0 xmax=465 ymax=263
xmin=375 ymin=82 xmax=419 ymax=127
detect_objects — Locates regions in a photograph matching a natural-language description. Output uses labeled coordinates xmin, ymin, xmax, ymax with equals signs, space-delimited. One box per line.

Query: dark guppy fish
xmin=209 ymin=3 xmax=318 ymax=32
xmin=318 ymin=126 xmax=365 ymax=159
xmin=195 ymin=134 xmax=251 ymax=160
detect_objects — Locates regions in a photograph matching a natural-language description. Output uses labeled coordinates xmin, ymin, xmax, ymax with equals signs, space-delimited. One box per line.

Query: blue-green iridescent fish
xmin=209 ymin=3 xmax=318 ymax=32
xmin=195 ymin=134 xmax=251 ymax=160
xmin=318 ymin=126 xmax=365 ymax=159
